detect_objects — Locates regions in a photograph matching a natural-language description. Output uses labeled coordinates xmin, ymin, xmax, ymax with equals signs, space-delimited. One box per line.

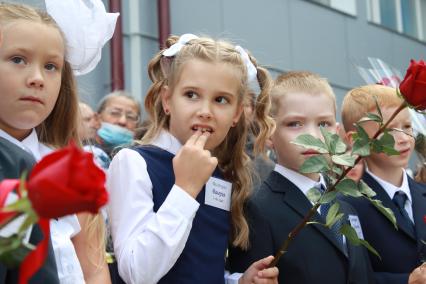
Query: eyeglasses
xmin=104 ymin=108 xmax=140 ymax=123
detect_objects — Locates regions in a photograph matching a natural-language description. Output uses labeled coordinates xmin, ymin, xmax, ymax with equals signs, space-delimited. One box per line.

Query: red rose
xmin=399 ymin=59 xmax=426 ymax=111
xmin=27 ymin=142 xmax=108 ymax=219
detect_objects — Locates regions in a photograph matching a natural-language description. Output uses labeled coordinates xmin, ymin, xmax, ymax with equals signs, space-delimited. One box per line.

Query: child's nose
xmin=27 ymin=66 xmax=44 ymax=89
xmin=394 ymin=130 xmax=412 ymax=144
xmin=197 ymin=102 xmax=213 ymax=119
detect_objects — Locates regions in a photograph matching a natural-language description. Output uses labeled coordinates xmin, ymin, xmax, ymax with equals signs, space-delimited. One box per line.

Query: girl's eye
xmin=319 ymin=121 xmax=332 ymax=127
xmin=287 ymin=121 xmax=302 ymax=128
xmin=185 ymin=91 xmax=198 ymax=99
xmin=216 ymin=96 xmax=229 ymax=104
xmin=11 ymin=56 xmax=25 ymax=65
xmin=45 ymin=63 xmax=58 ymax=71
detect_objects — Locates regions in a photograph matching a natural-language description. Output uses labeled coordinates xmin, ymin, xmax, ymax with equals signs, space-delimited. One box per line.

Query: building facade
xmin=22 ymin=0 xmax=426 ymax=115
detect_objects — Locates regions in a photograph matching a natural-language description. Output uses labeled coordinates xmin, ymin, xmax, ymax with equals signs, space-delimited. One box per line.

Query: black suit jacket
xmin=0 ymin=137 xmax=59 ymax=284
xmin=343 ymin=171 xmax=426 ymax=284
xmin=228 ymin=171 xmax=374 ymax=284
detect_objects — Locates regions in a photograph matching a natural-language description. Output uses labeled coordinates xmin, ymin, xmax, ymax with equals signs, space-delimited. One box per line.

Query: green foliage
xmin=306 ymin=187 xmax=321 ymax=204
xmin=0 ymin=235 xmax=34 ymax=268
xmin=340 ymin=224 xmax=380 ymax=259
xmin=358 ymin=180 xmax=376 ymax=198
xmin=335 ymin=179 xmax=362 ymax=197
xmin=325 ymin=203 xmax=344 ymax=228
xmin=300 ymin=156 xmax=330 ymax=174
xmin=292 ymin=121 xmax=399 ymax=260
xmin=370 ymin=199 xmax=398 ymax=229
xmin=320 ymin=127 xmax=347 ymax=155
xmin=292 ymin=134 xmax=328 ymax=154
xmin=331 ymin=153 xmax=356 ymax=167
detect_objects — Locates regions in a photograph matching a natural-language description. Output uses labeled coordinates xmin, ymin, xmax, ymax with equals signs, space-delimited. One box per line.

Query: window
xmin=368 ymin=0 xmax=426 ymax=40
xmin=307 ymin=0 xmax=357 ymax=16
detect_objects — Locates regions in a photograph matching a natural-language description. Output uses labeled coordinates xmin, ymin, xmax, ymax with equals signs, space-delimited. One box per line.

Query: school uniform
xmin=107 ymin=131 xmax=242 ymax=284
xmin=0 ymin=130 xmax=85 ymax=284
xmin=344 ymin=169 xmax=426 ymax=284
xmin=228 ymin=164 xmax=375 ymax=284
xmin=0 ymin=136 xmax=59 ymax=284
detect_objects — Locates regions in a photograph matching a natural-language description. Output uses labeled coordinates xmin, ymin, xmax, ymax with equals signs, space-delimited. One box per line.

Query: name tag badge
xmin=205 ymin=177 xmax=232 ymax=211
xmin=348 ymin=215 xmax=364 ymax=240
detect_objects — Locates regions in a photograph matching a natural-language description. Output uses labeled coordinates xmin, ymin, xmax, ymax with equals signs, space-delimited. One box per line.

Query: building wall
xmin=19 ymin=0 xmax=426 ymax=116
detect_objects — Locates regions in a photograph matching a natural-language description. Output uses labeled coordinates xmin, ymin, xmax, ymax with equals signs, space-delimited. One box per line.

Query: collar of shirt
xmin=0 ymin=128 xmax=51 ymax=161
xmin=274 ymin=164 xmax=326 ymax=197
xmin=366 ymin=167 xmax=411 ymax=204
xmin=151 ymin=130 xmax=183 ymax=156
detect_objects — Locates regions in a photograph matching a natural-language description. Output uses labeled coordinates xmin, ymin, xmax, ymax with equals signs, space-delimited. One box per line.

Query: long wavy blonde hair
xmin=141 ymin=35 xmax=275 ymax=249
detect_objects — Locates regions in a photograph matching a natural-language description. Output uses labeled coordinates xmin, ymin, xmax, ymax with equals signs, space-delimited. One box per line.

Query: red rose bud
xmin=399 ymin=59 xmax=426 ymax=111
xmin=27 ymin=142 xmax=108 ymax=219
xmin=424 ymin=215 xmax=426 ymax=224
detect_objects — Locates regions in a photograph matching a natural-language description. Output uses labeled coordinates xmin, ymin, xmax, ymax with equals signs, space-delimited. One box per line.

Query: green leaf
xmin=319 ymin=191 xmax=338 ymax=204
xmin=354 ymin=124 xmax=370 ymax=141
xmin=358 ymin=180 xmax=376 ymax=198
xmin=0 ymin=236 xmax=34 ymax=268
xmin=352 ymin=139 xmax=371 ymax=157
xmin=367 ymin=113 xmax=383 ymax=123
xmin=373 ymin=96 xmax=383 ymax=122
xmin=340 ymin=224 xmax=380 ymax=259
xmin=306 ymin=187 xmax=321 ymax=204
xmin=299 ymin=155 xmax=330 ymax=174
xmin=335 ymin=178 xmax=362 ymax=197
xmin=4 ymin=197 xmax=32 ymax=214
xmin=325 ymin=202 xmax=340 ymax=226
xmin=291 ymin=134 xmax=328 ymax=154
xmin=352 ymin=124 xmax=371 ymax=156
xmin=18 ymin=211 xmax=38 ymax=234
xmin=320 ymin=127 xmax=347 ymax=155
xmin=379 ymin=131 xmax=395 ymax=147
xmin=340 ymin=223 xmax=361 ymax=245
xmin=370 ymin=199 xmax=397 ymax=229
xmin=332 ymin=166 xmax=343 ymax=176
xmin=359 ymin=239 xmax=381 ymax=259
xmin=331 ymin=153 xmax=356 ymax=167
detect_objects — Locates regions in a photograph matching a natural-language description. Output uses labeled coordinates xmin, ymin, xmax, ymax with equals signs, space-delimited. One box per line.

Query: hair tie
xmin=162 ymin=33 xmax=199 ymax=57
xmin=45 ymin=0 xmax=119 ymax=76
xmin=234 ymin=45 xmax=257 ymax=84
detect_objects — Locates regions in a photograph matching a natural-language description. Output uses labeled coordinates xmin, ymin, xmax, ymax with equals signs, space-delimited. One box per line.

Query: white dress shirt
xmin=0 ymin=129 xmax=85 ymax=284
xmin=107 ymin=130 xmax=242 ymax=284
xmin=366 ymin=168 xmax=413 ymax=222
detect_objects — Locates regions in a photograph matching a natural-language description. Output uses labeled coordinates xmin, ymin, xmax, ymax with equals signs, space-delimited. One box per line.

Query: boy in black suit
xmin=229 ymin=71 xmax=374 ymax=284
xmin=341 ymin=84 xmax=426 ymax=284
xmin=0 ymin=137 xmax=59 ymax=284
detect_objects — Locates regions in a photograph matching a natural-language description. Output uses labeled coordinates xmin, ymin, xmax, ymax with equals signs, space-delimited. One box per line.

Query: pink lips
xmin=20 ymin=96 xmax=43 ymax=105
xmin=302 ymin=150 xmax=319 ymax=155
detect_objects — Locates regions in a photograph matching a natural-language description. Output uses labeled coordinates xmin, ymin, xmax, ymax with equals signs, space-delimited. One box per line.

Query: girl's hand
xmin=173 ymin=131 xmax=218 ymax=198
xmin=409 ymin=263 xmax=426 ymax=284
xmin=239 ymin=256 xmax=279 ymax=284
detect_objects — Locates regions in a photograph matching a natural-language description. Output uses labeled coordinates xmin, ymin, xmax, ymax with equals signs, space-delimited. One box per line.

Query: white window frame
xmin=367 ymin=0 xmax=426 ymax=41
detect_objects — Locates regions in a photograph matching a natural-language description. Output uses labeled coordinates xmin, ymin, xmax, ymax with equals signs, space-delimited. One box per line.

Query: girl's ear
xmin=232 ymin=105 xmax=244 ymax=127
xmin=160 ymin=86 xmax=171 ymax=114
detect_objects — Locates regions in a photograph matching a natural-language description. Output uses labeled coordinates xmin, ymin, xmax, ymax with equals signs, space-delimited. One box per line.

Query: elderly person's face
xmin=78 ymin=103 xmax=99 ymax=141
xmin=98 ymin=96 xmax=140 ymax=131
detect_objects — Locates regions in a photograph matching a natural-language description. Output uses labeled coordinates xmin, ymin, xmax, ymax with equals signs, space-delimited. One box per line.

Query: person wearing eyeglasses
xmin=96 ymin=91 xmax=141 ymax=157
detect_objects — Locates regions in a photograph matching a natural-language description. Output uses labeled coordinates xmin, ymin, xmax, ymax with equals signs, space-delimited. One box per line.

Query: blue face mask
xmin=97 ymin=122 xmax=134 ymax=148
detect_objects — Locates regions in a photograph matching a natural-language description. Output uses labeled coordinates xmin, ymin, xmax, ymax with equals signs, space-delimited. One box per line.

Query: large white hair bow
xmin=162 ymin=34 xmax=258 ymax=84
xmin=45 ymin=0 xmax=119 ymax=76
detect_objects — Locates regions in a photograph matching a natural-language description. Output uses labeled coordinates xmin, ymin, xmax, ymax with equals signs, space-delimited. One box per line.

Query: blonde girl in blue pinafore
xmin=107 ymin=34 xmax=279 ymax=284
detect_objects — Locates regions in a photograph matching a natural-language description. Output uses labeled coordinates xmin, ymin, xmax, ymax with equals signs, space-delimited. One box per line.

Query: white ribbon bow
xmin=163 ymin=34 xmax=257 ymax=84
xmin=45 ymin=0 xmax=119 ymax=76
xmin=234 ymin=45 xmax=257 ymax=84
xmin=162 ymin=33 xmax=199 ymax=57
